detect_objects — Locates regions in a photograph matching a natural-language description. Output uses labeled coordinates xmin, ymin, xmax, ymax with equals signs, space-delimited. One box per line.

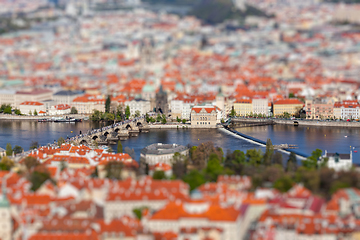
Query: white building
xmin=333 ymin=100 xmax=360 ymax=120
xmin=252 ymin=98 xmax=269 ymax=116
xmin=53 ymin=90 xmax=83 ymax=106
xmin=170 ymin=97 xmax=196 ymax=120
xmin=19 ymin=101 xmax=46 ymax=115
xmin=72 ymin=95 xmax=105 ymax=114
xmin=15 ymin=89 xmax=53 ymax=108
xmin=125 ymin=98 xmax=151 ymax=116
xmin=140 ymin=143 xmax=189 ymax=166
xmin=322 ymin=150 xmax=353 ymax=172
xmin=48 ymin=104 xmax=71 ymax=115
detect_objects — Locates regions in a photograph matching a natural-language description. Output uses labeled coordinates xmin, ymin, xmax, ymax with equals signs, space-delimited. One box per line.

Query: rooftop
xmin=141 ymin=143 xmax=188 ymax=156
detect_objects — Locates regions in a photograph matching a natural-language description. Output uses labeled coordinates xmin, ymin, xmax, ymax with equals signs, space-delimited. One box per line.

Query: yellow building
xmin=233 ymin=99 xmax=252 ymax=116
xmin=273 ymin=99 xmax=303 ymax=116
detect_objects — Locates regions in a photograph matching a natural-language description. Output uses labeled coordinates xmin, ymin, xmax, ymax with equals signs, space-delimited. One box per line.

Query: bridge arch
xmin=114 ymin=128 xmax=120 ymax=133
xmin=126 ymin=124 xmax=132 ymax=130
xmin=104 ymin=131 xmax=110 ymax=137
xmin=92 ymin=135 xmax=99 ymax=140
xmin=136 ymin=122 xmax=143 ymax=127
xmin=80 ymin=139 xmax=88 ymax=145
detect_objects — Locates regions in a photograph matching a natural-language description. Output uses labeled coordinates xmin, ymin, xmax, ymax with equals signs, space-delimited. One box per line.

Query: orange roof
xmin=274 ymin=99 xmax=303 ymax=105
xmin=20 ymin=101 xmax=43 ymax=106
xmin=150 ymin=201 xmax=240 ymax=222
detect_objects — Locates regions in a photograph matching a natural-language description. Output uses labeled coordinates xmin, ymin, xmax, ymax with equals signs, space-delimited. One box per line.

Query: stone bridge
xmin=73 ymin=118 xmax=149 ymax=146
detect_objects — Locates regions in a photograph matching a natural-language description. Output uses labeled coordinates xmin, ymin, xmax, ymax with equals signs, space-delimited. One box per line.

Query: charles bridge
xmin=72 ymin=118 xmax=149 ymax=146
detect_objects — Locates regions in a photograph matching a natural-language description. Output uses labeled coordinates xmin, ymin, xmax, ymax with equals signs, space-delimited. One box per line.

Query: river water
xmin=0 ymin=120 xmax=359 ymax=163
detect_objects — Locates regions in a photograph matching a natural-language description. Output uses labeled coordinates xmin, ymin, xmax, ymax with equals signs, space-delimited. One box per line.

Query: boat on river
xmin=38 ymin=118 xmax=52 ymax=122
xmin=53 ymin=117 xmax=82 ymax=123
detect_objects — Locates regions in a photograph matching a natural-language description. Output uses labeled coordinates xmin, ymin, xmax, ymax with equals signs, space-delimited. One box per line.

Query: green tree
xmin=263 ymin=139 xmax=274 ymax=166
xmin=182 ymin=119 xmax=186 ymax=124
xmin=176 ymin=116 xmax=181 ymax=123
xmin=283 ymin=112 xmax=290 ymax=118
xmin=156 ymin=114 xmax=162 ymax=122
xmin=117 ymin=141 xmax=123 ymax=153
xmin=153 ymin=170 xmax=167 ymax=180
xmin=116 ymin=105 xmax=123 ymax=121
xmin=229 ymin=107 xmax=236 ymax=117
xmin=33 ymin=109 xmax=38 ymax=116
xmin=183 ymin=169 xmax=206 ymax=192
xmin=3 ymin=105 xmax=11 ymax=114
xmin=0 ymin=104 xmax=11 ymax=112
xmin=5 ymin=143 xmax=12 ymax=156
xmin=303 ymin=149 xmax=322 ymax=170
xmin=13 ymin=145 xmax=23 ymax=154
xmin=295 ymin=167 xmax=320 ymax=193
xmin=132 ymin=207 xmax=148 ymax=220
xmin=90 ymin=109 xmax=102 ymax=121
xmin=272 ymin=152 xmax=283 ymax=165
xmin=0 ymin=156 xmax=14 ymax=170
xmin=70 ymin=107 xmax=78 ymax=114
xmin=286 ymin=152 xmax=297 ymax=172
xmin=150 ymin=117 xmax=156 ymax=123
xmin=204 ymin=153 xmax=223 ymax=182
xmin=24 ymin=156 xmax=39 ymax=170
xmin=57 ymin=137 xmax=65 ymax=147
xmin=104 ymin=112 xmax=115 ymax=122
xmin=134 ymin=110 xmax=141 ymax=118
xmin=29 ymin=141 xmax=39 ymax=150
xmin=125 ymin=106 xmax=131 ymax=119
xmin=161 ymin=116 xmax=167 ymax=124
xmin=29 ymin=165 xmax=52 ymax=191
xmin=273 ymin=175 xmax=294 ymax=193
xmin=289 ymin=93 xmax=295 ymax=98
xmin=224 ymin=150 xmax=246 ymax=175
xmin=105 ymin=95 xmax=111 ymax=113
xmin=172 ymin=155 xmax=187 ymax=179
xmin=246 ymin=149 xmax=263 ymax=166
xmin=14 ymin=109 xmax=21 ymax=115
xmin=105 ymin=161 xmax=123 ymax=180
xmin=330 ymin=181 xmax=351 ymax=194
xmin=28 ymin=110 xmax=32 ymax=116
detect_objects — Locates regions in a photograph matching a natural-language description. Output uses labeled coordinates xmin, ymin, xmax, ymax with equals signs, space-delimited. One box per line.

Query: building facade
xmin=305 ymin=99 xmax=334 ymax=119
xmin=333 ymin=100 xmax=360 ymax=120
xmin=140 ymin=143 xmax=189 ymax=166
xmin=233 ymin=99 xmax=252 ymax=116
xmin=273 ymin=99 xmax=304 ymax=116
xmin=190 ymin=106 xmax=218 ymax=128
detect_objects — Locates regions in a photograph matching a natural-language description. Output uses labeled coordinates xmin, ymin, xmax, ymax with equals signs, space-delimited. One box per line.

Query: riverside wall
xmin=232 ymin=118 xmax=360 ymax=128
xmin=0 ymin=114 xmax=89 ymax=120
xmin=274 ymin=119 xmax=360 ymax=128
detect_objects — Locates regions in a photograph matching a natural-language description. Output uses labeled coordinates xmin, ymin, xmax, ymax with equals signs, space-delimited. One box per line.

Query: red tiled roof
xmin=274 ymin=99 xmax=303 ymax=105
xmin=20 ymin=101 xmax=44 ymax=106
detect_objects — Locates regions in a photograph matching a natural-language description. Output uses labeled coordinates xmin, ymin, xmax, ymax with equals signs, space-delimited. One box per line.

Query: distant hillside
xmin=142 ymin=0 xmax=271 ymax=25
xmin=324 ymin=0 xmax=360 ymax=2
xmin=190 ymin=0 xmax=270 ymax=25
xmin=142 ymin=0 xmax=199 ymax=6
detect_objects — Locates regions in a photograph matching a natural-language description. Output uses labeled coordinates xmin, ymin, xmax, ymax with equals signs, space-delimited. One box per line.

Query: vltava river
xmin=0 ymin=120 xmax=359 ymax=163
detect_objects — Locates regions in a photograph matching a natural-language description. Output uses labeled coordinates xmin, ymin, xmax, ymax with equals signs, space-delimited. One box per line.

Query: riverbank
xmin=149 ymin=124 xmax=222 ymax=129
xmin=233 ymin=118 xmax=360 ymax=128
xmin=0 ymin=113 xmax=89 ymax=120
xmin=275 ymin=119 xmax=360 ymax=127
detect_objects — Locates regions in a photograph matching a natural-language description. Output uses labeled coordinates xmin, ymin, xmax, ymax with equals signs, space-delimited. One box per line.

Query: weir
xmin=220 ymin=126 xmax=308 ymax=161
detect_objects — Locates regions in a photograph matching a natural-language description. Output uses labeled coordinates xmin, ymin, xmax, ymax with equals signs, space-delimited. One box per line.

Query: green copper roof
xmin=0 ymin=194 xmax=10 ymax=208
xmin=142 ymin=84 xmax=155 ymax=92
